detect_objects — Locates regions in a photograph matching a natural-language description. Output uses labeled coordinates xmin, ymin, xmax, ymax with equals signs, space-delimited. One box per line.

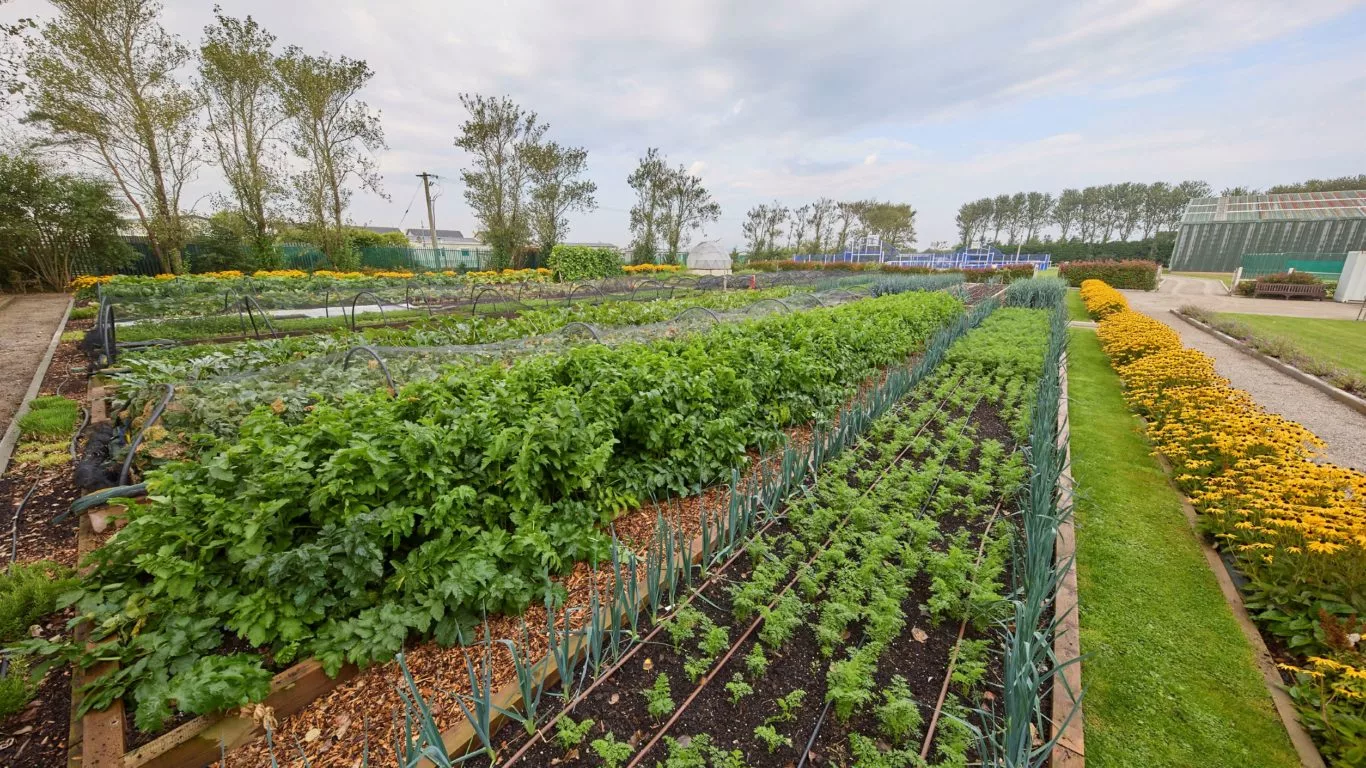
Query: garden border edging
xmin=1170 ymin=309 xmax=1366 ymax=417
xmin=1050 ymin=350 xmax=1084 ymax=767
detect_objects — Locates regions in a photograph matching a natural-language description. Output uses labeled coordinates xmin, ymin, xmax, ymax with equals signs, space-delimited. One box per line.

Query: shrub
xmin=1 ymin=560 xmax=77 ymax=643
xmin=547 ymin=244 xmax=624 ymax=281
xmin=0 ymin=657 xmax=36 ymax=717
xmin=1058 ymin=259 xmax=1159 ymax=290
xmin=961 ymin=265 xmax=1035 ymax=283
xmin=1237 ymin=271 xmax=1324 ymax=296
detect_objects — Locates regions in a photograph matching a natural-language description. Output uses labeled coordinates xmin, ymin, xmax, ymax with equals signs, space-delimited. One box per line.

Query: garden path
xmin=0 ymin=293 xmax=71 ymax=434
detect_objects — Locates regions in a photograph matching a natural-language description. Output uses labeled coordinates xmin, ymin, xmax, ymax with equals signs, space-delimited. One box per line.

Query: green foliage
xmin=0 ymin=560 xmax=76 ymax=643
xmin=134 ymin=653 xmax=273 ymax=732
xmin=725 ymin=672 xmax=753 ymax=704
xmin=699 ymin=624 xmax=729 ymax=658
xmin=1003 ymin=276 xmax=1066 ymax=310
xmin=643 ymin=672 xmax=675 ymax=719
xmin=768 ymin=689 xmax=806 ymax=725
xmin=875 ymin=676 xmax=924 ymax=743
xmin=547 ymin=244 xmax=623 ymax=281
xmin=660 ymin=733 xmax=749 ymax=768
xmin=848 ymin=733 xmax=922 ymax=768
xmin=753 ymin=724 xmax=791 ymax=754
xmin=554 ymin=715 xmax=595 ymax=750
xmin=826 ymin=647 xmax=878 ymax=721
xmin=590 ymin=732 xmax=634 ymax=768
xmin=1057 ymin=259 xmax=1159 ymax=290
xmin=744 ymin=644 xmax=768 ymax=678
xmin=18 ymin=395 xmax=79 ymax=439
xmin=0 ymin=657 xmax=37 ymax=717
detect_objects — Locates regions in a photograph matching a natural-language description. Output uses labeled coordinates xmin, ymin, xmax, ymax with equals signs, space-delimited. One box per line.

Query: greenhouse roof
xmin=1181 ymin=190 xmax=1366 ymax=224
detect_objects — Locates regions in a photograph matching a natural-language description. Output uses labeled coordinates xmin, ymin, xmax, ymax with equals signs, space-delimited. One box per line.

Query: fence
xmin=794 ymin=245 xmax=1050 ymax=271
xmin=1239 ymin=252 xmax=1346 ymax=280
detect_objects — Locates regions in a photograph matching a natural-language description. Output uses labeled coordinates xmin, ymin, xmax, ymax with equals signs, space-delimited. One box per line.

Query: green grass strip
xmin=1065 ymin=288 xmax=1088 ymax=322
xmin=1067 ymin=327 xmax=1299 ymax=768
xmin=1216 ymin=312 xmax=1366 ymax=381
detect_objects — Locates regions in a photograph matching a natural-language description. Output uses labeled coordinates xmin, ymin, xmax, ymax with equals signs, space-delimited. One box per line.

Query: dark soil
xmin=470 ymin=392 xmax=1010 ymax=767
xmin=0 ymin=611 xmax=74 ymax=768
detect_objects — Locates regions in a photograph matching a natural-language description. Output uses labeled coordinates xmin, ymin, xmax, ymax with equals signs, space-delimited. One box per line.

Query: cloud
xmin=8 ymin=0 xmax=1366 ymax=248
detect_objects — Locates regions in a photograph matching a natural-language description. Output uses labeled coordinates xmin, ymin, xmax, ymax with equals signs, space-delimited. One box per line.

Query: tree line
xmin=954 ymin=181 xmax=1212 ymax=250
xmin=3 ymin=0 xmax=723 ymax=281
xmin=740 ymin=199 xmax=916 ymax=260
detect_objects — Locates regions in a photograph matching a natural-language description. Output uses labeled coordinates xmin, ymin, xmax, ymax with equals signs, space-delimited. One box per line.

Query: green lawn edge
xmin=1067 ymin=327 xmax=1299 ymax=768
xmin=1065 ymin=288 xmax=1088 ymax=321
xmin=1215 ymin=312 xmax=1366 ymax=380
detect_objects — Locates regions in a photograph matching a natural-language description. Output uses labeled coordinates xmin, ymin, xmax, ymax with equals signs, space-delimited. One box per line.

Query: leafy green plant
xmin=643 ymin=672 xmax=675 ymax=719
xmin=753 ymin=724 xmax=791 ymax=753
xmin=826 ymin=648 xmax=878 ymax=721
xmin=699 ymin=624 xmax=730 ymax=659
xmin=555 ymin=715 xmax=595 ymax=750
xmin=591 ymin=732 xmax=634 ymax=768
xmin=660 ymin=734 xmax=749 ymax=768
xmin=547 ymin=244 xmax=623 ymax=281
xmin=875 ymin=675 xmax=924 ymax=743
xmin=725 ymin=672 xmax=753 ymax=704
xmin=744 ymin=644 xmax=768 ymax=678
xmin=768 ymin=689 xmax=806 ymax=725
xmin=0 ymin=657 xmax=37 ymax=717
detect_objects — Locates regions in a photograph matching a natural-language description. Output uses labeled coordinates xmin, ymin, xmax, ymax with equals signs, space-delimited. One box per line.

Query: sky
xmin=9 ymin=0 xmax=1366 ymax=252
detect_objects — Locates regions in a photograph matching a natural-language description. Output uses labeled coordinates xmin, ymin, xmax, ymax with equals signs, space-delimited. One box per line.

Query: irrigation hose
xmin=58 ymin=483 xmax=148 ymax=524
xmin=118 ymin=383 xmax=175 ymax=487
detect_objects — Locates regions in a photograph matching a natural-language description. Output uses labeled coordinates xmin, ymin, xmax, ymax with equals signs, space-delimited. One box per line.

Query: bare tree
xmin=833 ymin=201 xmax=863 ymax=254
xmin=26 ymin=0 xmax=201 ymax=272
xmin=787 ymin=203 xmax=810 ymax=253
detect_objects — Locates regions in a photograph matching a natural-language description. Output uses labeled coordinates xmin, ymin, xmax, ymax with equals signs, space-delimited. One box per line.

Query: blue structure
xmin=794 ymin=242 xmax=1050 ymax=271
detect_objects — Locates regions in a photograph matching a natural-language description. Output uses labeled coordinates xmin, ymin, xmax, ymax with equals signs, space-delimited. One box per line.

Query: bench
xmin=1253 ymin=282 xmax=1326 ymax=300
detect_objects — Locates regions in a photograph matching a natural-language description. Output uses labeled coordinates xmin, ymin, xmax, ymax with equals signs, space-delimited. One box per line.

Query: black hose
xmin=795 ymin=700 xmax=834 ymax=768
xmin=58 ymin=483 xmax=148 ymax=523
xmin=118 ymin=384 xmax=175 ymax=486
xmin=70 ymin=406 xmax=90 ymax=460
xmin=8 ymin=473 xmax=42 ymax=567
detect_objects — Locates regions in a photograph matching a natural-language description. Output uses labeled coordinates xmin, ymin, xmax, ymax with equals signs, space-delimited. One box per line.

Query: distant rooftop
xmin=360 ymin=226 xmax=403 ymax=235
xmin=1181 ymin=190 xmax=1366 ymax=225
xmin=405 ymin=228 xmax=472 ymax=240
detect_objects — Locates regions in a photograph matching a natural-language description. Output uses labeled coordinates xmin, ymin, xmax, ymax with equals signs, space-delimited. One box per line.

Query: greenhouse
xmin=1170 ymin=189 xmax=1366 ymax=272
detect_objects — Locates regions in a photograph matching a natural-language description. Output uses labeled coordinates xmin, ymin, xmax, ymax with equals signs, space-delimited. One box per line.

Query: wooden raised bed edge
xmin=1050 ymin=351 xmax=1084 ymax=768
xmin=69 ymin=386 xmax=360 ymax=768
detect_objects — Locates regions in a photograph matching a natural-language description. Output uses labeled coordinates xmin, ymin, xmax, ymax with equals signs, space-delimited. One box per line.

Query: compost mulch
xmin=0 ymin=610 xmax=74 ymax=768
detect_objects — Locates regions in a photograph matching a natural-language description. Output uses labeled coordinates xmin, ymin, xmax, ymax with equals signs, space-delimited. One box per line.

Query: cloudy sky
xmin=11 ymin=0 xmax=1366 ymax=251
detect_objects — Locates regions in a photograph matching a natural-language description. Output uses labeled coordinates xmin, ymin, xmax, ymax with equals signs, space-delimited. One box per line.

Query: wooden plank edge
xmin=125 ymin=661 xmax=359 ymax=768
xmin=1051 ymin=350 xmax=1084 ymax=767
xmin=71 ymin=504 xmax=126 ymax=768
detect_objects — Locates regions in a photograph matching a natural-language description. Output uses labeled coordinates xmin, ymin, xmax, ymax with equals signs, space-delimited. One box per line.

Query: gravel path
xmin=0 ymin=293 xmax=71 ymax=434
xmin=1124 ymin=304 xmax=1366 ymax=472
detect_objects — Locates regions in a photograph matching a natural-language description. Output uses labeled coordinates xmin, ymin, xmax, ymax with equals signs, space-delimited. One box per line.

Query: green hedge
xmin=962 ymin=265 xmax=1035 ymax=283
xmin=547 ymin=244 xmax=624 ymax=281
xmin=1058 ymin=260 xmax=1159 ymax=290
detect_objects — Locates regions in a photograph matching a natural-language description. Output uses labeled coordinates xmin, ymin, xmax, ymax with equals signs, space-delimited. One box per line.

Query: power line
xmin=396 ymin=182 xmax=422 ymax=229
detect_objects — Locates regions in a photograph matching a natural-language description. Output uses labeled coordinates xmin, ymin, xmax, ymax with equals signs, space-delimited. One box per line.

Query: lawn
xmin=1065 ymin=288 xmax=1088 ymax=321
xmin=1170 ymin=271 xmax=1233 ymax=281
xmin=1216 ymin=312 xmax=1366 ymax=380
xmin=1067 ymin=328 xmax=1298 ymax=768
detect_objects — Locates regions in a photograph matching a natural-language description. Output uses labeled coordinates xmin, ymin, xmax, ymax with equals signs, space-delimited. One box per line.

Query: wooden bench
xmin=1253 ymin=282 xmax=1326 ymax=300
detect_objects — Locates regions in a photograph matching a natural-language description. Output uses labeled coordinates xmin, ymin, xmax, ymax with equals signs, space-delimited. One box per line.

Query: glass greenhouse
xmin=1170 ymin=190 xmax=1366 ymax=272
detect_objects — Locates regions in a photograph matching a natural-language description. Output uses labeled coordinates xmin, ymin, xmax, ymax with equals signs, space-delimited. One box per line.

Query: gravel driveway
xmin=1122 ymin=277 xmax=1366 ymax=472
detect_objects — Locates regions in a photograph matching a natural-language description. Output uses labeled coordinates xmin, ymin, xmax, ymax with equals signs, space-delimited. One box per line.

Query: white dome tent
xmin=687 ymin=240 xmax=731 ymax=275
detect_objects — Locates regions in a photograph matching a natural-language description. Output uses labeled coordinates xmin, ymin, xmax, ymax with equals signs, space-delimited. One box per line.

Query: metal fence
xmin=1239 ymin=252 xmax=1347 ymax=280
xmin=794 ymin=246 xmax=1050 ymax=271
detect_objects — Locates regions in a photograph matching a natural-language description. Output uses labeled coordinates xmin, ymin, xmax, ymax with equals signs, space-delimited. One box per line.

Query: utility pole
xmin=416 ymin=172 xmax=439 ymax=249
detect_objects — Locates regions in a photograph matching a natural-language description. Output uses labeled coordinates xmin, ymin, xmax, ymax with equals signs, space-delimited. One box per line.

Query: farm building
xmin=1170 ymin=190 xmax=1366 ymax=272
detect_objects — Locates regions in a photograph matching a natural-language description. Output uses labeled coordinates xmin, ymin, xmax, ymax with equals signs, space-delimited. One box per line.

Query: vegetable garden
xmin=1 ymin=270 xmax=1085 ymax=768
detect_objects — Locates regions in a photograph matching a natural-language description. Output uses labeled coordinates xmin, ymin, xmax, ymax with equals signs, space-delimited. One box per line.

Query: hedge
xmin=1058 ymin=259 xmax=1159 ymax=290
xmin=1234 ymin=271 xmax=1323 ymax=296
xmin=962 ymin=265 xmax=1035 ymax=283
xmin=547 ymin=244 xmax=624 ymax=281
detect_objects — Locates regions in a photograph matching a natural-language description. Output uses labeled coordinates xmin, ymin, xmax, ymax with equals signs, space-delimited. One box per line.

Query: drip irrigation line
xmin=501 ymin=378 xmax=967 ymax=767
xmin=623 ymin=385 xmax=973 ymax=768
xmin=920 ymin=497 xmax=1006 ymax=759
xmin=795 ymin=700 xmax=834 ymax=768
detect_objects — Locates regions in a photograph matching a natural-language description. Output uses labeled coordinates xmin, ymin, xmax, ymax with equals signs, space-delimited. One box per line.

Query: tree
xmin=1267 ymin=174 xmax=1366 ymax=194
xmin=1168 ymin=180 xmax=1211 ymax=231
xmin=806 ymin=197 xmax=835 ymax=254
xmin=955 ymin=198 xmax=992 ymax=248
xmin=787 ymin=204 xmax=810 ymax=253
xmin=989 ymin=194 xmax=1011 ymax=244
xmin=276 ymin=46 xmax=385 ymax=269
xmin=1110 ymin=182 xmax=1145 ymax=241
xmin=741 ymin=201 xmax=788 ymax=259
xmin=1022 ymin=192 xmax=1054 ymax=243
xmin=0 ymin=2 xmax=34 ymax=114
xmin=659 ymin=164 xmax=719 ymax=265
xmin=1004 ymin=192 xmax=1027 ymax=244
xmin=1053 ymin=189 xmax=1082 ymax=240
xmin=526 ymin=141 xmax=596 ymax=260
xmin=1139 ymin=182 xmax=1170 ymax=239
xmin=627 ymin=148 xmax=669 ymax=264
xmin=25 ymin=0 xmax=201 ymax=273
xmin=833 ymin=201 xmax=863 ymax=254
xmin=0 ymin=152 xmax=133 ymax=289
xmin=860 ymin=201 xmax=916 ymax=251
xmin=198 ymin=7 xmax=285 ymax=267
xmin=1220 ymin=185 xmax=1260 ymax=197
